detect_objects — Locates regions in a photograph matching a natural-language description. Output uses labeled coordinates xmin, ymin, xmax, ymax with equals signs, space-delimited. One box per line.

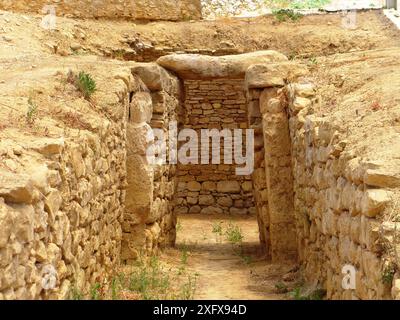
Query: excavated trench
xmin=1 ymin=8 xmax=400 ymax=300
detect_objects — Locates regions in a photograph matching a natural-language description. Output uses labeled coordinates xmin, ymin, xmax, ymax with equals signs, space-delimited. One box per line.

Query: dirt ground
xmin=160 ymin=214 xmax=297 ymax=300
xmin=1 ymin=10 xmax=400 ymax=65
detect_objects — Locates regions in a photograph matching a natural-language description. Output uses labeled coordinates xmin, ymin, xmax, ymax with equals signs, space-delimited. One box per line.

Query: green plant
xmin=275 ymin=282 xmax=289 ymax=294
xmin=272 ymin=9 xmax=303 ymax=22
xmin=76 ymin=71 xmax=96 ymax=100
xmin=111 ymin=277 xmax=120 ymax=300
xmin=70 ymin=286 xmax=84 ymax=300
xmin=382 ymin=265 xmax=396 ymax=285
xmin=176 ymin=221 xmax=183 ymax=232
xmin=178 ymin=274 xmax=198 ymax=300
xmin=289 ymin=287 xmax=326 ymax=300
xmin=240 ymin=254 xmax=253 ymax=265
xmin=225 ymin=223 xmax=244 ymax=245
xmin=181 ymin=245 xmax=189 ymax=266
xmin=26 ymin=96 xmax=38 ymax=125
xmin=90 ymin=283 xmax=102 ymax=300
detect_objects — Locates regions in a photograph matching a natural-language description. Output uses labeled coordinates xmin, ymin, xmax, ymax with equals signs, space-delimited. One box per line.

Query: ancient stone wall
xmin=173 ymin=79 xmax=255 ymax=215
xmin=0 ymin=0 xmax=202 ymax=21
xmin=0 ymin=68 xmax=135 ymax=299
xmin=122 ymin=63 xmax=183 ymax=263
xmin=245 ymin=61 xmax=400 ymax=298
xmin=287 ymin=81 xmax=399 ymax=299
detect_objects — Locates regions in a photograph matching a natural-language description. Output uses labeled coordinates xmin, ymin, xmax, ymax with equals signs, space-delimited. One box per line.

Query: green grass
xmin=272 ymin=9 xmax=303 ymax=22
xmin=289 ymin=287 xmax=326 ymax=300
xmin=382 ymin=265 xmax=396 ymax=285
xmin=26 ymin=96 xmax=38 ymax=125
xmin=225 ymin=223 xmax=244 ymax=245
xmin=90 ymin=283 xmax=101 ymax=300
xmin=76 ymin=71 xmax=96 ymax=100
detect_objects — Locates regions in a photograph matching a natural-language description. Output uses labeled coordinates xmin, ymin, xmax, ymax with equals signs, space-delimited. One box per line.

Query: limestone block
xmin=29 ymin=137 xmax=65 ymax=156
xmin=0 ymin=171 xmax=35 ymax=204
xmin=127 ymin=123 xmax=153 ymax=156
xmin=130 ymin=92 xmax=153 ymax=124
xmin=126 ymin=154 xmax=154 ymax=218
xmin=189 ymin=206 xmax=201 ymax=214
xmin=187 ymin=197 xmax=198 ymax=205
xmin=187 ymin=181 xmax=201 ymax=192
xmin=230 ymin=208 xmax=247 ymax=215
xmin=360 ymin=189 xmax=392 ymax=217
xmin=241 ymin=181 xmax=253 ymax=192
xmin=217 ymin=196 xmax=233 ymax=207
xmin=202 ymin=181 xmax=217 ymax=191
xmin=157 ymin=51 xmax=288 ymax=80
xmin=199 ymin=195 xmax=215 ymax=206
xmin=363 ymin=162 xmax=400 ymax=188
xmin=200 ymin=206 xmax=223 ymax=215
xmin=0 ymin=200 xmax=12 ymax=248
xmin=217 ymin=181 xmax=241 ymax=193
xmin=174 ymin=206 xmax=189 ymax=215
xmin=246 ymin=62 xmax=308 ymax=89
xmin=131 ymin=63 xmax=175 ymax=92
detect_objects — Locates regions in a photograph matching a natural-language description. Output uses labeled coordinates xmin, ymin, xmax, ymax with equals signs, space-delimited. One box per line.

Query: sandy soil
xmin=1 ymin=9 xmax=399 ymax=64
xmin=160 ymin=214 xmax=298 ymax=300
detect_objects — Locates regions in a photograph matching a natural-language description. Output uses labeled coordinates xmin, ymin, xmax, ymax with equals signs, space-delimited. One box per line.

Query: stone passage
xmin=173 ymin=79 xmax=255 ymax=215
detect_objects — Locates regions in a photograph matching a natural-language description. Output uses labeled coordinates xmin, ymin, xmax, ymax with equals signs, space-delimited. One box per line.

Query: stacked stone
xmin=0 ymin=68 xmax=133 ymax=300
xmin=0 ymin=0 xmax=202 ymax=21
xmin=287 ymin=81 xmax=399 ymax=299
xmin=173 ymin=79 xmax=255 ymax=215
xmin=244 ymin=63 xmax=301 ymax=262
xmin=245 ymin=87 xmax=270 ymax=254
xmin=123 ymin=63 xmax=182 ymax=263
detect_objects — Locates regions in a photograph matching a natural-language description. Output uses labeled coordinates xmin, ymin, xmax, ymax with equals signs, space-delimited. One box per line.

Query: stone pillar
xmin=245 ymin=62 xmax=301 ymax=262
xmin=260 ymin=88 xmax=297 ymax=262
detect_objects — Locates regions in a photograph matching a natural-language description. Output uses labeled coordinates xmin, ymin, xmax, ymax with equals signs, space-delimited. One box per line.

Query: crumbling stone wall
xmin=0 ymin=0 xmax=202 ymax=21
xmin=173 ymin=79 xmax=255 ymax=215
xmin=287 ymin=82 xmax=399 ymax=299
xmin=0 ymin=68 xmax=134 ymax=299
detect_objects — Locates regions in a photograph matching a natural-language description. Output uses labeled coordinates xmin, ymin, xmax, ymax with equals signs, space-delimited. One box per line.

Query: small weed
xmin=212 ymin=221 xmax=224 ymax=242
xmin=225 ymin=223 xmax=244 ymax=245
xmin=240 ymin=254 xmax=253 ymax=265
xmin=90 ymin=283 xmax=102 ymax=300
xmin=75 ymin=71 xmax=97 ymax=100
xmin=308 ymin=56 xmax=318 ymax=65
xmin=178 ymin=274 xmax=198 ymax=300
xmin=289 ymin=287 xmax=326 ymax=300
xmin=111 ymin=277 xmax=120 ymax=300
xmin=26 ymin=96 xmax=38 ymax=125
xmin=382 ymin=265 xmax=396 ymax=285
xmin=275 ymin=282 xmax=289 ymax=294
xmin=272 ymin=9 xmax=303 ymax=22
xmin=176 ymin=221 xmax=183 ymax=233
xmin=70 ymin=286 xmax=84 ymax=300
xmin=181 ymin=245 xmax=189 ymax=266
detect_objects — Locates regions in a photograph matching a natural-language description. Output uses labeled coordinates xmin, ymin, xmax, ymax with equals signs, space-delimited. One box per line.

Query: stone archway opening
xmin=153 ymin=51 xmax=300 ymax=263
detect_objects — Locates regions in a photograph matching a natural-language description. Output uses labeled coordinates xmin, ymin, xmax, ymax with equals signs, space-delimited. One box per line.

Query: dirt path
xmin=161 ymin=214 xmax=297 ymax=300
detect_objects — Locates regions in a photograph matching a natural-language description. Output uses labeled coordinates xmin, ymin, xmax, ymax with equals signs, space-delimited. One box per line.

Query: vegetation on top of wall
xmin=272 ymin=8 xmax=303 ymax=21
xmin=67 ymin=70 xmax=97 ymax=100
